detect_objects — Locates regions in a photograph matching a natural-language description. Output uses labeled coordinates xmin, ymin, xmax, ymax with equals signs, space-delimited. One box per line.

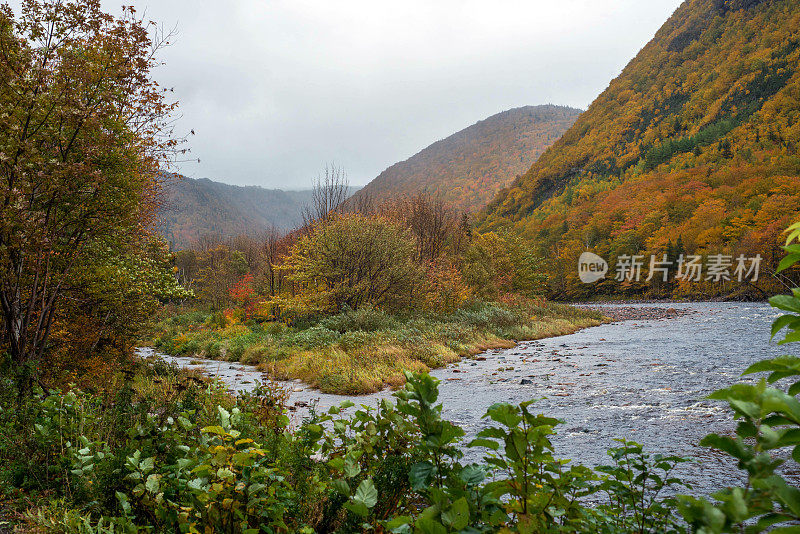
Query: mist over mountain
xmin=158 ymin=176 xmax=358 ymax=249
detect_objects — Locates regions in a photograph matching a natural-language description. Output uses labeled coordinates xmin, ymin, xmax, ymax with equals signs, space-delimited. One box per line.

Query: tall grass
xmin=151 ymin=300 xmax=603 ymax=394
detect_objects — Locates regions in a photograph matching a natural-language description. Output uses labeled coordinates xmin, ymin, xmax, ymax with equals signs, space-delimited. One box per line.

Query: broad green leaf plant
xmin=679 ymin=221 xmax=800 ymax=533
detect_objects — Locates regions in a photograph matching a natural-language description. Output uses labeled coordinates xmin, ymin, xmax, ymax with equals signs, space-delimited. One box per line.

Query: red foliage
xmin=229 ymin=274 xmax=257 ymax=318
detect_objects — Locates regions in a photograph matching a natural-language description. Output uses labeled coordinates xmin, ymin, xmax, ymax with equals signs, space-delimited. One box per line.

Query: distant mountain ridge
xmin=351 ymin=105 xmax=582 ymax=212
xmin=158 ymin=177 xmax=356 ymax=249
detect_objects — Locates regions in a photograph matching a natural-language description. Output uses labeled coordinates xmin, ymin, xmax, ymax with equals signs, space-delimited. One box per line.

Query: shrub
xmin=205 ymin=311 xmax=228 ymax=329
xmin=165 ymin=310 xmax=209 ymax=327
xmin=241 ymin=345 xmax=274 ymax=365
xmin=280 ymin=213 xmax=424 ymax=313
xmin=337 ymin=331 xmax=374 ymax=351
xmin=203 ymin=340 xmax=222 ymax=359
xmin=320 ymin=305 xmax=397 ymax=333
xmin=292 ymin=326 xmax=340 ymax=349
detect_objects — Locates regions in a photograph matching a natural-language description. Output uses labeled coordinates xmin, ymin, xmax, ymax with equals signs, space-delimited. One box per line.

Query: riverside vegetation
xmin=4 ymin=223 xmax=800 ymax=532
xmin=153 ymin=168 xmax=603 ymax=394
xmin=151 ymin=301 xmax=601 ymax=395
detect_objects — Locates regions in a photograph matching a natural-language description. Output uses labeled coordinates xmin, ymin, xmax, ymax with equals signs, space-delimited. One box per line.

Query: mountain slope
xmin=157 ymin=177 xmax=318 ymax=249
xmin=351 ymin=105 xmax=581 ymax=212
xmin=479 ymin=0 xmax=800 ymax=298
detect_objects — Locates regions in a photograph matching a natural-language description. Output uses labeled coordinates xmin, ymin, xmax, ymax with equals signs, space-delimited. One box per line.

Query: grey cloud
xmin=35 ymin=0 xmax=686 ymax=187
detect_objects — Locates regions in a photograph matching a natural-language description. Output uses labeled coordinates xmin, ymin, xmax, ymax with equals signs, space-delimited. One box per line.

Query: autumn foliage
xmin=478 ymin=0 xmax=800 ymax=299
xmin=351 ymin=105 xmax=581 ymax=213
xmin=0 ymin=0 xmax=188 ymax=390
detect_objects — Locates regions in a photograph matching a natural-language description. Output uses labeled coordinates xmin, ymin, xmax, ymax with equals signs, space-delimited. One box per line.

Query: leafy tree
xmin=462 ymin=231 xmax=545 ymax=299
xmin=194 ymin=246 xmax=249 ymax=310
xmin=281 ymin=213 xmax=424 ymax=315
xmin=422 ymin=259 xmax=472 ymax=313
xmin=47 ymin=235 xmax=191 ymax=383
xmin=0 ymin=0 xmax=180 ymax=393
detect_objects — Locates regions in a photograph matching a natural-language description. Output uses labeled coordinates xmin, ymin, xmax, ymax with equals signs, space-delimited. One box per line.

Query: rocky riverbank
xmin=575 ymin=304 xmax=692 ymax=322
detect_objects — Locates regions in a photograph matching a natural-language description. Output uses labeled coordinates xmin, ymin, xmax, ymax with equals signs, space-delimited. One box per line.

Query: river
xmin=142 ymin=301 xmax=797 ymax=495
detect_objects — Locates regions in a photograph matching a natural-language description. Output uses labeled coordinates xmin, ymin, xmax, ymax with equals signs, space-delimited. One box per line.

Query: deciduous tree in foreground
xmin=0 ymin=0 xmax=181 ymax=393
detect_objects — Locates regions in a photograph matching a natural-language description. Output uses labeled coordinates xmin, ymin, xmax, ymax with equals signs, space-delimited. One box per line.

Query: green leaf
xmin=232 ymin=452 xmax=254 ymax=466
xmin=247 ymin=482 xmax=266 ymax=494
xmin=770 ymin=295 xmax=800 ymax=314
xmin=700 ymin=434 xmax=749 ymax=461
xmin=787 ymin=221 xmax=800 ymax=246
xmin=385 ymin=516 xmax=412 ymax=534
xmin=468 ymin=437 xmax=500 ymax=450
xmin=777 ymin=253 xmax=800 ymax=274
xmin=779 ymin=331 xmax=800 ymax=345
xmin=352 ymin=478 xmax=378 ymax=508
xmin=410 ymin=462 xmax=435 ymax=491
xmin=345 ymin=501 xmax=369 ymax=518
xmin=760 ymin=475 xmax=800 ymax=517
xmin=725 ymin=487 xmax=748 ymax=522
xmin=115 ymin=491 xmax=131 ymax=514
xmin=187 ymin=478 xmax=206 ymax=491
xmin=216 ymin=467 xmax=235 ymax=479
xmin=145 ymin=473 xmax=161 ymax=494
xmin=139 ymin=456 xmax=154 ymax=474
xmin=459 ymin=464 xmax=487 ymax=486
xmin=441 ymin=497 xmax=469 ymax=530
xmin=485 ymin=403 xmax=522 ymax=428
xmin=332 ymin=478 xmax=350 ymax=497
xmin=415 ymin=516 xmax=447 ymax=534
xmin=218 ymin=406 xmax=231 ymax=428
xmin=328 ymin=457 xmax=344 ymax=471
xmin=771 ymin=316 xmax=800 ymax=340
xmin=475 ymin=427 xmax=507 ymax=440
xmin=344 ymin=457 xmax=361 ymax=478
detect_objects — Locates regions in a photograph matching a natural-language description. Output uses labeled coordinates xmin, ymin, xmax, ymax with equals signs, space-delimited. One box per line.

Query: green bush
xmin=204 ymin=311 xmax=228 ymax=329
xmin=165 ymin=310 xmax=209 ymax=327
xmin=321 ymin=305 xmax=398 ymax=333
xmin=291 ymin=325 xmax=341 ymax=349
xmin=203 ymin=340 xmax=222 ymax=359
xmin=338 ymin=330 xmax=374 ymax=351
xmin=241 ymin=344 xmax=274 ymax=365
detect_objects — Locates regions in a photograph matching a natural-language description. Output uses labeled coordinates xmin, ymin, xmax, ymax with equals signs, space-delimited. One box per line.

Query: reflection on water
xmin=143 ymin=302 xmax=796 ymax=495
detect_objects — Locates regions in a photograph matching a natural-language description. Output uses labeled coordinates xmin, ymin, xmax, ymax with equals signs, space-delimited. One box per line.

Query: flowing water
xmin=141 ymin=301 xmax=798 ymax=495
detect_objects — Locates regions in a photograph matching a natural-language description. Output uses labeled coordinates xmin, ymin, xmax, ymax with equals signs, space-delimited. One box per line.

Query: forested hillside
xmin=351 ymin=105 xmax=581 ymax=212
xmin=479 ymin=0 xmax=800 ymax=299
xmin=158 ymin=176 xmax=355 ymax=249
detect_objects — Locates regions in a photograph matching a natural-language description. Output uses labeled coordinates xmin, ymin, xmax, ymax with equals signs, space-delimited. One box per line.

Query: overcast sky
xmin=28 ymin=1 xmax=685 ymax=188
